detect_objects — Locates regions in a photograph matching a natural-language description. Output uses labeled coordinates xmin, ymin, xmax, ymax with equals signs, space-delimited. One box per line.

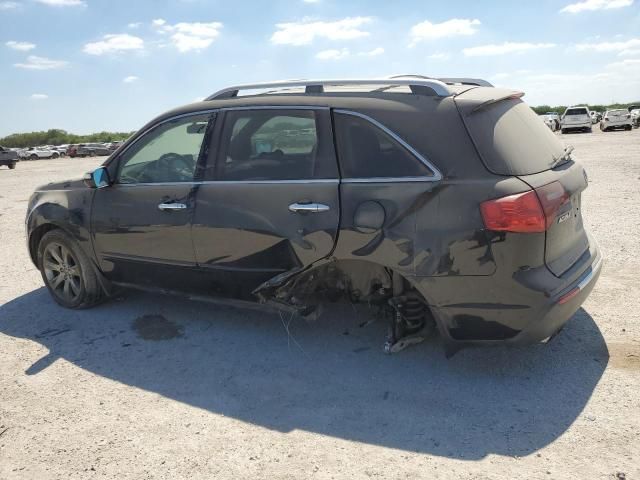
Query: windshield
xmin=565 ymin=108 xmax=589 ymax=116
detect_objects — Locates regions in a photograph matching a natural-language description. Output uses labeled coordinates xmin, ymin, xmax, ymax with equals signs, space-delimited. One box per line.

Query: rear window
xmin=463 ymin=99 xmax=565 ymax=176
xmin=565 ymin=108 xmax=588 ymax=116
xmin=608 ymin=110 xmax=626 ymax=116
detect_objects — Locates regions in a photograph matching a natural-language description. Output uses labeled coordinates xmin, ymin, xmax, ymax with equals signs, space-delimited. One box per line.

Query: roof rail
xmin=388 ymin=74 xmax=493 ymax=88
xmin=205 ymin=78 xmax=453 ymax=101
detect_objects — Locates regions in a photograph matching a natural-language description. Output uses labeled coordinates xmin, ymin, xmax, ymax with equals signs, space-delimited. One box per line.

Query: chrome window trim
xmin=342 ymin=176 xmax=439 ymax=184
xmin=333 ymin=109 xmax=443 ymax=182
xmin=114 ymin=179 xmax=340 ymax=187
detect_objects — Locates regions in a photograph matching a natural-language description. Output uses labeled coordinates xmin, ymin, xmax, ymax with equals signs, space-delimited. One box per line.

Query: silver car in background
xmin=561 ymin=106 xmax=592 ymax=134
xmin=600 ymin=109 xmax=633 ymax=132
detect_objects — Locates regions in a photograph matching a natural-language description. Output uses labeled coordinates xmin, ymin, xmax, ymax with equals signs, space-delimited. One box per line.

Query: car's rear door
xmin=91 ymin=112 xmax=214 ymax=289
xmin=191 ymin=107 xmax=340 ymax=299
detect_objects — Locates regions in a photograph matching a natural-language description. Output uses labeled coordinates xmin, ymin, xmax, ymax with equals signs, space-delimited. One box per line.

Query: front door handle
xmin=158 ymin=202 xmax=187 ymax=211
xmin=288 ymin=202 xmax=330 ymax=213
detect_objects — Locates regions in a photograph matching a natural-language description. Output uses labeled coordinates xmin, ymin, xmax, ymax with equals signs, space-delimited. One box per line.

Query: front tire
xmin=30 ymin=154 xmax=38 ymax=160
xmin=561 ymin=129 xmax=566 ymax=134
xmin=38 ymin=230 xmax=104 ymax=309
xmin=8 ymin=162 xmax=16 ymax=169
xmin=52 ymin=153 xmax=59 ymax=159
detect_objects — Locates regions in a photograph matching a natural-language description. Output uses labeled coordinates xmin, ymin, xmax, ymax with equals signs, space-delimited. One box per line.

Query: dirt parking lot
xmin=1 ymin=129 xmax=639 ymax=479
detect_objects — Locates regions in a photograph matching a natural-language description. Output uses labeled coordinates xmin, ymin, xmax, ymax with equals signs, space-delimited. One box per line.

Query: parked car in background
xmin=630 ymin=109 xmax=640 ymax=128
xmin=544 ymin=112 xmax=561 ymax=130
xmin=0 ymin=145 xmax=18 ymax=169
xmin=75 ymin=143 xmax=111 ymax=157
xmin=589 ymin=111 xmax=602 ymax=124
xmin=19 ymin=147 xmax=59 ymax=160
xmin=25 ymin=76 xmax=602 ymax=355
xmin=540 ymin=114 xmax=559 ymax=131
xmin=108 ymin=141 xmax=124 ymax=152
xmin=600 ymin=109 xmax=633 ymax=131
xmin=561 ymin=106 xmax=592 ymax=133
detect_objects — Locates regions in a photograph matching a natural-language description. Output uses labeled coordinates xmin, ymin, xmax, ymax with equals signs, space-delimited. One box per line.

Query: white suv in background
xmin=600 ymin=109 xmax=633 ymax=132
xmin=561 ymin=106 xmax=592 ymax=134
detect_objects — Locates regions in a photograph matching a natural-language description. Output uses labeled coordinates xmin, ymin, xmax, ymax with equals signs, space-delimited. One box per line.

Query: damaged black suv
xmin=26 ymin=76 xmax=602 ymax=354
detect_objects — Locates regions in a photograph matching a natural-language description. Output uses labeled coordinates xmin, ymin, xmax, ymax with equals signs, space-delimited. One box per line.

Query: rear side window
xmin=565 ymin=108 xmax=588 ymax=116
xmin=463 ymin=99 xmax=565 ymax=176
xmin=333 ymin=112 xmax=434 ymax=179
xmin=213 ymin=109 xmax=337 ymax=181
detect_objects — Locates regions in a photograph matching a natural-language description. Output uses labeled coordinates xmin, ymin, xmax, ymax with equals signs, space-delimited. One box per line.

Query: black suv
xmin=26 ymin=77 xmax=602 ymax=354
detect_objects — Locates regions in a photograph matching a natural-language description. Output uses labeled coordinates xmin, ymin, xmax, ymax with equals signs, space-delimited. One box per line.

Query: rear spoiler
xmin=469 ymin=91 xmax=525 ymax=115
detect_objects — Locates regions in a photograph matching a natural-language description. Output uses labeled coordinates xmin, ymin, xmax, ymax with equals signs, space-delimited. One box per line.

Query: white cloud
xmin=427 ymin=52 xmax=450 ymax=60
xmin=316 ymin=48 xmax=350 ymax=60
xmin=303 ymin=0 xmax=321 ymax=2
xmin=153 ymin=20 xmax=223 ymax=52
xmin=560 ymin=0 xmax=633 ymax=13
xmin=83 ymin=34 xmax=144 ymax=55
xmin=409 ymin=18 xmax=480 ymax=46
xmin=36 ymin=0 xmax=86 ymax=6
xmin=123 ymin=75 xmax=139 ymax=83
xmin=0 ymin=1 xmax=19 ymax=9
xmin=128 ymin=22 xmax=141 ymax=29
xmin=271 ymin=17 xmax=372 ymax=46
xmin=14 ymin=55 xmax=68 ymax=70
xmin=30 ymin=93 xmax=48 ymax=100
xmin=6 ymin=41 xmax=36 ymax=51
xmin=463 ymin=42 xmax=556 ymax=56
xmin=358 ymin=47 xmax=384 ymax=56
xmin=619 ymin=48 xmax=640 ymax=56
xmin=575 ymin=38 xmax=640 ymax=52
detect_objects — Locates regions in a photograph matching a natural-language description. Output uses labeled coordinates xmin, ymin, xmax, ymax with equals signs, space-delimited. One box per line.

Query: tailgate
xmin=518 ymin=161 xmax=590 ymax=277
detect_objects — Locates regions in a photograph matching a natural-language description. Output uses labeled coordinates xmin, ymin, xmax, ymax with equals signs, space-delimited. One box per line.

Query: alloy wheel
xmin=43 ymin=242 xmax=82 ymax=303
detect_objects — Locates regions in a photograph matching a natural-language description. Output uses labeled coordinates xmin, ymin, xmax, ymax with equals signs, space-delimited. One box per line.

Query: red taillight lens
xmin=536 ymin=181 xmax=570 ymax=229
xmin=481 ymin=182 xmax=569 ymax=233
xmin=480 ymin=190 xmax=546 ymax=233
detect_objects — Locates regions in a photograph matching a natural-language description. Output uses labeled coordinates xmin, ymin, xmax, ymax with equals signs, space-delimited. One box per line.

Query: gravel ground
xmin=1 ymin=129 xmax=639 ymax=479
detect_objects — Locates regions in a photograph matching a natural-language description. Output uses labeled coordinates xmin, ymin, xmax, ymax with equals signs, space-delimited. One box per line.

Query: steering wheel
xmin=157 ymin=153 xmax=195 ymax=181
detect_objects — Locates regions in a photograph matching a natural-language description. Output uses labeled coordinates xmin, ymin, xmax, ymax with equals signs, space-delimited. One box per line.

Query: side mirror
xmin=83 ymin=166 xmax=111 ymax=189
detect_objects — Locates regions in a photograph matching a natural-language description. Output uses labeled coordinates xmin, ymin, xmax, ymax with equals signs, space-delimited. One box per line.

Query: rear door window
xmin=212 ymin=109 xmax=337 ymax=181
xmin=333 ymin=111 xmax=434 ymax=179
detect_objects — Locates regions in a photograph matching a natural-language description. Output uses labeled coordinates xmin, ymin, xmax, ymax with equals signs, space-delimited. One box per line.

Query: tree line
xmin=0 ymin=129 xmax=135 ymax=149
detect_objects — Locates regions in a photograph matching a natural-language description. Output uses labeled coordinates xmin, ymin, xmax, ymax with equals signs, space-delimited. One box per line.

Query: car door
xmin=91 ymin=111 xmax=214 ymax=289
xmin=191 ymin=107 xmax=340 ymax=299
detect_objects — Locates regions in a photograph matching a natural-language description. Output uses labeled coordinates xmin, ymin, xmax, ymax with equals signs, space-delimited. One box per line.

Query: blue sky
xmin=1 ymin=0 xmax=639 ymax=137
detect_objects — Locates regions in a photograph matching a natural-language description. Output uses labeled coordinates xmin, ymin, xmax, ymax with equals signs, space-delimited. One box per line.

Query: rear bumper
xmin=417 ymin=241 xmax=603 ymax=346
xmin=506 ymin=250 xmax=602 ymax=345
xmin=562 ymin=122 xmax=591 ymax=130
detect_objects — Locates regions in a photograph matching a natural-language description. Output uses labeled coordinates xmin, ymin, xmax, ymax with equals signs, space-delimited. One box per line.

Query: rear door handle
xmin=158 ymin=202 xmax=188 ymax=211
xmin=288 ymin=202 xmax=330 ymax=213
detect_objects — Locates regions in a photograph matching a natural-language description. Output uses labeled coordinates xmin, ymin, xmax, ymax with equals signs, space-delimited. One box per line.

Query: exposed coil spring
xmin=401 ymin=296 xmax=426 ymax=330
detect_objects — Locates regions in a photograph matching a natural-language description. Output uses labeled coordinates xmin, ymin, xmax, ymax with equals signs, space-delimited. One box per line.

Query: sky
xmin=1 ymin=0 xmax=639 ymax=137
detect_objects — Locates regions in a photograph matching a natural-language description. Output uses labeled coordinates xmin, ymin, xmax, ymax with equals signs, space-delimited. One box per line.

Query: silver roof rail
xmin=388 ymin=74 xmax=493 ymax=88
xmin=437 ymin=77 xmax=494 ymax=87
xmin=205 ymin=78 xmax=453 ymax=101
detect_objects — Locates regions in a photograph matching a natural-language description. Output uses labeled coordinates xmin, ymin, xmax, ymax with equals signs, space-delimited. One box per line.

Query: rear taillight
xmin=480 ymin=190 xmax=546 ymax=233
xmin=480 ymin=181 xmax=569 ymax=233
xmin=535 ymin=181 xmax=570 ymax=229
